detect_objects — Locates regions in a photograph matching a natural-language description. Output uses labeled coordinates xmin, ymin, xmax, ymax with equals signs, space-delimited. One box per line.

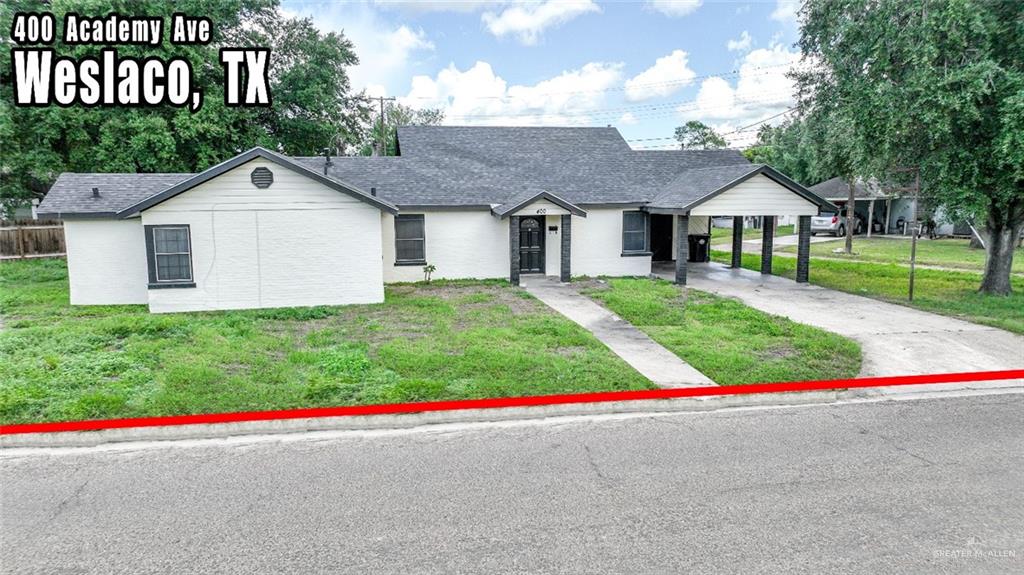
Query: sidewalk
xmin=521 ymin=276 xmax=715 ymax=388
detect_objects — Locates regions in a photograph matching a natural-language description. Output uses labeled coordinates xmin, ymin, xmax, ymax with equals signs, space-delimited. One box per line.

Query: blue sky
xmin=280 ymin=1 xmax=802 ymax=148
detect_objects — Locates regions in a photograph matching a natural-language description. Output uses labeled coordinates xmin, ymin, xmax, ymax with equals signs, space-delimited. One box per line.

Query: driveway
xmin=655 ymin=262 xmax=1024 ymax=377
xmin=712 ymin=232 xmax=837 ymax=254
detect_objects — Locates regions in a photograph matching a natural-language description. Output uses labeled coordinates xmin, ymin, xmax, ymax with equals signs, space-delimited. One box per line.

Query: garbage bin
xmin=688 ymin=234 xmax=711 ymax=263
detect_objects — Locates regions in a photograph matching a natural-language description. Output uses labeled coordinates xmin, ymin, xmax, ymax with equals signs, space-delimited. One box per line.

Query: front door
xmin=519 ymin=217 xmax=545 ymax=273
xmin=651 ymin=214 xmax=674 ymax=261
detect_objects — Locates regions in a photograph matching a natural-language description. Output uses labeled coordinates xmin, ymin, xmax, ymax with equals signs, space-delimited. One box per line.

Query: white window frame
xmin=152 ymin=226 xmax=193 ymax=283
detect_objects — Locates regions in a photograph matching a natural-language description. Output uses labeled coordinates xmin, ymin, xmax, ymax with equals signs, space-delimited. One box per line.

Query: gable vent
xmin=250 ymin=167 xmax=274 ymax=188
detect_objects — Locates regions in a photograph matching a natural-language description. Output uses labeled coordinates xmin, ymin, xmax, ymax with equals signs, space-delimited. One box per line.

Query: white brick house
xmin=37 ymin=126 xmax=834 ymax=313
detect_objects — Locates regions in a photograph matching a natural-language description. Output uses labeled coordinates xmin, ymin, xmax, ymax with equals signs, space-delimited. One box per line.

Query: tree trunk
xmin=845 ymin=179 xmax=855 ymax=254
xmin=980 ymin=213 xmax=1022 ymax=296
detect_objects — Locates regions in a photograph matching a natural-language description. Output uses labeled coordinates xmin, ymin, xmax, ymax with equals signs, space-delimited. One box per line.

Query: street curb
xmin=3 ymin=380 xmax=1020 ymax=449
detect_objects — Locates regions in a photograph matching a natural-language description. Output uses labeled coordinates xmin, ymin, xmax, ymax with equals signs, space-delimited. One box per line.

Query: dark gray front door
xmin=519 ymin=217 xmax=545 ymax=273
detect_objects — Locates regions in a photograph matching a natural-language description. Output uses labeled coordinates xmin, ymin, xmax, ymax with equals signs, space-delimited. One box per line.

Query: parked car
xmin=811 ymin=209 xmax=865 ymax=237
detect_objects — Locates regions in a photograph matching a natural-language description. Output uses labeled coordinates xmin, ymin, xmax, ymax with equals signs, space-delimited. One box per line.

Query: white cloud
xmin=680 ymin=43 xmax=801 ymax=145
xmin=403 ymin=60 xmax=624 ymax=126
xmin=623 ymin=50 xmax=697 ymax=101
xmin=646 ymin=0 xmax=702 ymax=17
xmin=482 ymin=1 xmax=600 ymax=45
xmin=770 ymin=0 xmax=799 ymax=24
xmin=618 ymin=112 xmax=639 ymax=125
xmin=726 ymin=30 xmax=752 ymax=52
xmin=283 ymin=3 xmax=434 ymax=95
xmin=373 ymin=1 xmax=493 ymax=13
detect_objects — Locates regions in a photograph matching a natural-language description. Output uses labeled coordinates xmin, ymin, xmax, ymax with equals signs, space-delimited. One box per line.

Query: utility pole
xmin=889 ymin=167 xmax=921 ymax=301
xmin=376 ymin=95 xmax=397 ymax=156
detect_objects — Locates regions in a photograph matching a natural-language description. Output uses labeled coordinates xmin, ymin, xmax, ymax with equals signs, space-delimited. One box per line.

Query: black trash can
xmin=688 ymin=234 xmax=711 ymax=263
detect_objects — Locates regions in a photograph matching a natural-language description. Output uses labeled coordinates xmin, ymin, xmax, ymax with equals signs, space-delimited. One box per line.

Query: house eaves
xmin=115 ymin=147 xmax=399 ymax=218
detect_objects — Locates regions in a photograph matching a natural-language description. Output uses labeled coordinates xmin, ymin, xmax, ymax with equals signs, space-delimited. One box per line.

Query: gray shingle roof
xmin=37 ymin=126 xmax=822 ymax=217
xmin=396 ymin=125 xmax=631 ymax=159
xmin=648 ymin=164 xmax=764 ymax=210
xmin=37 ymin=173 xmax=191 ymax=218
xmin=809 ymin=177 xmax=885 ymax=200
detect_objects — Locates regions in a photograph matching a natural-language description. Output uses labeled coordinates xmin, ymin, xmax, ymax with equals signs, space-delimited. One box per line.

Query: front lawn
xmin=711 ymin=251 xmax=1024 ymax=335
xmin=777 ymin=236 xmax=1024 ymax=273
xmin=0 ymin=259 xmax=652 ymax=424
xmin=580 ymin=278 xmax=862 ymax=384
xmin=711 ymin=224 xmax=795 ymax=242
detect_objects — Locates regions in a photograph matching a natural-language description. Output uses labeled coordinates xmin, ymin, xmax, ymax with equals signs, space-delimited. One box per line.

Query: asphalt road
xmin=2 ymin=394 xmax=1022 ymax=574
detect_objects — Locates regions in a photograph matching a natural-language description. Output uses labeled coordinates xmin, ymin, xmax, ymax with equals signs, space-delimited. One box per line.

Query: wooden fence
xmin=0 ymin=220 xmax=66 ymax=260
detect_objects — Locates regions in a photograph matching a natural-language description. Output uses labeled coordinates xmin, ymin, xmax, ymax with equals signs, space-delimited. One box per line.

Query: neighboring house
xmin=37 ymin=126 xmax=834 ymax=313
xmin=810 ymin=176 xmax=971 ymax=237
xmin=808 ymin=177 xmax=891 ymax=235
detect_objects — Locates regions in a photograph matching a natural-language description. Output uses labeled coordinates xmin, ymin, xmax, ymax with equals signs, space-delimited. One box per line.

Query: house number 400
xmin=536 ymin=209 xmax=547 ymax=214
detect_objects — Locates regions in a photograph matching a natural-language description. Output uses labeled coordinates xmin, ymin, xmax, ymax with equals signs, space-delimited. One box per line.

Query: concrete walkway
xmin=655 ymin=262 xmax=1024 ymax=377
xmin=521 ymin=276 xmax=715 ymax=388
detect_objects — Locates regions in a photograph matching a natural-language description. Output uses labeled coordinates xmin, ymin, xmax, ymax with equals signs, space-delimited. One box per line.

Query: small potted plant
xmin=423 ymin=263 xmax=436 ymax=283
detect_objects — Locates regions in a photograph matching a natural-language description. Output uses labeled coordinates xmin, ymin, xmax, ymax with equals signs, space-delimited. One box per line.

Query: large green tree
xmin=0 ymin=0 xmax=368 ymax=212
xmin=674 ymin=120 xmax=727 ymax=150
xmin=358 ymin=101 xmax=445 ymax=156
xmin=796 ymin=0 xmax=1024 ymax=294
xmin=742 ymin=119 xmax=829 ymax=186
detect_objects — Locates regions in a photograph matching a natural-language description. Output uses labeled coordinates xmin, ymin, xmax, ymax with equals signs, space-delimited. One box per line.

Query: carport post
xmin=509 ymin=216 xmax=521 ymax=286
xmin=796 ymin=215 xmax=811 ymax=283
xmin=867 ymin=199 xmax=875 ymax=237
xmin=730 ymin=216 xmax=743 ymax=268
xmin=760 ymin=216 xmax=775 ymax=275
xmin=675 ymin=215 xmax=689 ymax=285
xmin=560 ymin=214 xmax=571 ymax=282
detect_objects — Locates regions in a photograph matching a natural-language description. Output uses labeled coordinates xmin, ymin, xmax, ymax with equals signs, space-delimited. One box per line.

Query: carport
xmin=644 ymin=164 xmax=836 ymax=286
xmin=808 ymin=176 xmax=891 ymax=236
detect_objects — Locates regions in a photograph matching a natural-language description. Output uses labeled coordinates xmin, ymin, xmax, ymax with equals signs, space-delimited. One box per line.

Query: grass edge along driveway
xmin=580 ymin=277 xmax=862 ymax=385
xmin=711 ymin=251 xmax=1024 ymax=335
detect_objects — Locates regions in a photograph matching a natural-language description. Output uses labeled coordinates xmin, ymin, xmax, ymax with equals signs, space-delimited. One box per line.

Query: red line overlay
xmin=2 ymin=369 xmax=1022 ymax=436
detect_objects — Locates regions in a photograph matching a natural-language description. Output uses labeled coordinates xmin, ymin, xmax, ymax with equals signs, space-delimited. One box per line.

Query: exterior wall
xmin=884 ymin=198 xmax=914 ymax=234
xmin=141 ymin=159 xmax=384 ymax=313
xmin=689 ymin=174 xmax=819 ymax=216
xmin=571 ymin=208 xmax=651 ymax=277
xmin=382 ymin=210 xmax=509 ymax=282
xmin=544 ymin=214 xmax=562 ymax=276
xmin=64 ymin=219 xmax=149 ymax=305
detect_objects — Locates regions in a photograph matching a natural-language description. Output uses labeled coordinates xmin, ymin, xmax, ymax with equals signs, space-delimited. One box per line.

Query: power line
xmin=719 ymin=107 xmax=796 ymax=136
xmin=442 ymin=91 xmax=794 ymax=121
xmin=400 ymin=62 xmax=793 ymax=101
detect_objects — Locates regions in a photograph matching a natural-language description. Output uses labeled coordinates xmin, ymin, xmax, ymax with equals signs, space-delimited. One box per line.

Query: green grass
xmin=777 ymin=237 xmax=1024 ymax=273
xmin=580 ymin=277 xmax=862 ymax=385
xmin=711 ymin=224 xmax=795 ymax=241
xmin=0 ymin=259 xmax=653 ymax=424
xmin=711 ymin=250 xmax=1024 ymax=335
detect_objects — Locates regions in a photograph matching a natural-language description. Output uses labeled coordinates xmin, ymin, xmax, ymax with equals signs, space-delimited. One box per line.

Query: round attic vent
xmin=251 ymin=167 xmax=273 ymax=188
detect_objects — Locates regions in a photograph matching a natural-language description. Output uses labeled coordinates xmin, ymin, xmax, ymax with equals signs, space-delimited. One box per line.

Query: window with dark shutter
xmin=394 ymin=215 xmax=426 ymax=264
xmin=145 ymin=225 xmax=195 ymax=288
xmin=622 ymin=211 xmax=648 ymax=253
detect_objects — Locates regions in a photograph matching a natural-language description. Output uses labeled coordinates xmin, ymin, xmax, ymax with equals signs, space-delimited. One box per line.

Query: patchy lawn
xmin=711 ymin=224 xmax=795 ymax=242
xmin=580 ymin=277 xmax=861 ymax=384
xmin=777 ymin=236 xmax=1024 ymax=273
xmin=712 ymin=251 xmax=1024 ymax=335
xmin=0 ymin=259 xmax=652 ymax=424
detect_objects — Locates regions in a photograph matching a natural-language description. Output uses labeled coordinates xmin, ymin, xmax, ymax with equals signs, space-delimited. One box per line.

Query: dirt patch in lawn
xmin=756 ymin=344 xmax=799 ymax=361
